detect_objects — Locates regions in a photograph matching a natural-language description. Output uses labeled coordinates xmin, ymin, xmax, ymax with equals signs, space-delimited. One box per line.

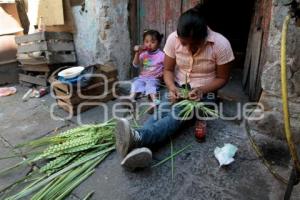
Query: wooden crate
xmin=49 ymin=64 xmax=118 ymax=94
xmin=50 ymin=64 xmax=118 ymax=115
xmin=53 ymin=78 xmax=117 ymax=105
xmin=15 ymin=32 xmax=76 ymax=65
xmin=57 ymin=91 xmax=115 ymax=116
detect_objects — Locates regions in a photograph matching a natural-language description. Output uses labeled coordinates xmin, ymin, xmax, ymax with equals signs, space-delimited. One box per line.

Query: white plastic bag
xmin=214 ymin=143 xmax=238 ymax=167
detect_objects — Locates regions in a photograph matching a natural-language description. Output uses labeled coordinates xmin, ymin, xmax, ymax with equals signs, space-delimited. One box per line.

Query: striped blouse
xmin=163 ymin=28 xmax=234 ymax=88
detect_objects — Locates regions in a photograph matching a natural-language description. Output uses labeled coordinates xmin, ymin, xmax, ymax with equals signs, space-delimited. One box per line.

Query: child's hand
xmin=134 ymin=45 xmax=141 ymax=52
xmin=134 ymin=45 xmax=147 ymax=53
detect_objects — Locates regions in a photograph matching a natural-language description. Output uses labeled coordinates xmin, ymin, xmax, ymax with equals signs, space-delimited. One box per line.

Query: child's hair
xmin=143 ymin=30 xmax=164 ymax=45
xmin=177 ymin=3 xmax=208 ymax=41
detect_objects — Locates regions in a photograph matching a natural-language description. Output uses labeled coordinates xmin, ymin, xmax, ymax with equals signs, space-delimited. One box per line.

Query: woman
xmin=115 ymin=4 xmax=234 ymax=171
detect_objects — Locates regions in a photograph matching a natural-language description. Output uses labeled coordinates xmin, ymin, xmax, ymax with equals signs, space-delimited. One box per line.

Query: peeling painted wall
xmin=71 ymin=0 xmax=131 ymax=80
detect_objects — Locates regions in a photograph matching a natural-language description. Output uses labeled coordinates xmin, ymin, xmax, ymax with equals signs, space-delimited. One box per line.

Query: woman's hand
xmin=188 ymin=88 xmax=203 ymax=101
xmin=169 ymin=86 xmax=180 ymax=103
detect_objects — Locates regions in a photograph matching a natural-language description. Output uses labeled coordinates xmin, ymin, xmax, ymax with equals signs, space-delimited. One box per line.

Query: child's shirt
xmin=134 ymin=49 xmax=165 ymax=79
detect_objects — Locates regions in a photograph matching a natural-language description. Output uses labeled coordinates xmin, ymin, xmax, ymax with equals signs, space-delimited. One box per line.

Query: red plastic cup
xmin=195 ymin=120 xmax=207 ymax=142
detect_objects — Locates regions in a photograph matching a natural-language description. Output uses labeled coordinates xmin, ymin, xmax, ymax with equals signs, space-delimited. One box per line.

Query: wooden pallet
xmin=15 ymin=32 xmax=76 ymax=65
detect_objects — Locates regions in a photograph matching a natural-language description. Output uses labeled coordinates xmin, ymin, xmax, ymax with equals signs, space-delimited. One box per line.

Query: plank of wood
xmin=17 ymin=41 xmax=75 ymax=53
xmin=15 ymin=32 xmax=45 ymax=44
xmin=138 ymin=0 xmax=166 ymax=43
xmin=129 ymin=0 xmax=138 ymax=78
xmin=27 ymin=0 xmax=64 ymax=26
xmin=47 ymin=52 xmax=76 ymax=64
xmin=21 ymin=64 xmax=50 ymax=72
xmin=45 ymin=32 xmax=73 ymax=40
xmin=242 ymin=19 xmax=255 ymax=89
xmin=54 ymin=77 xmax=116 ymax=95
xmin=181 ymin=0 xmax=201 ymax=12
xmin=47 ymin=42 xmax=75 ymax=52
xmin=254 ymin=34 xmax=264 ymax=101
xmin=57 ymin=92 xmax=115 ymax=115
xmin=242 ymin=50 xmax=252 ymax=88
xmin=70 ymin=0 xmax=84 ymax=6
xmin=78 ymin=78 xmax=116 ymax=96
xmin=17 ymin=41 xmax=47 ymax=53
xmin=51 ymin=81 xmax=70 ymax=93
xmin=19 ymin=73 xmax=48 ymax=86
xmin=249 ymin=30 xmax=263 ymax=100
xmin=44 ymin=0 xmax=75 ymax=33
xmin=15 ymin=0 xmax=29 ymax=34
xmin=55 ymin=83 xmax=116 ymax=105
xmin=15 ymin=32 xmax=73 ymax=44
xmin=17 ymin=54 xmax=47 ymax=65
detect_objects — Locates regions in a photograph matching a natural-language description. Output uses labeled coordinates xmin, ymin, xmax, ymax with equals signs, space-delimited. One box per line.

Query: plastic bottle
xmin=38 ymin=17 xmax=46 ymax=32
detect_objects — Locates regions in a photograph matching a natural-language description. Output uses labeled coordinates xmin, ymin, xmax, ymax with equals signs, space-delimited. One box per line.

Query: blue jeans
xmin=136 ymin=89 xmax=217 ymax=147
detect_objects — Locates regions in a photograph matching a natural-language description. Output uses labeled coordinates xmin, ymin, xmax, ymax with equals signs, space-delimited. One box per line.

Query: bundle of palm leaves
xmin=0 ymin=120 xmax=116 ymax=200
xmin=175 ymin=86 xmax=218 ymax=120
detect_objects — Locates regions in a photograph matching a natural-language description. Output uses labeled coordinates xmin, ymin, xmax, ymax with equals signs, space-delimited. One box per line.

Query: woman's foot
xmin=121 ymin=147 xmax=152 ymax=171
xmin=115 ymin=118 xmax=141 ymax=157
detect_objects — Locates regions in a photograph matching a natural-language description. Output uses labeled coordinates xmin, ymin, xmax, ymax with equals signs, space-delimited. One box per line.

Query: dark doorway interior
xmin=201 ymin=0 xmax=255 ymax=101
xmin=203 ymin=0 xmax=255 ymax=69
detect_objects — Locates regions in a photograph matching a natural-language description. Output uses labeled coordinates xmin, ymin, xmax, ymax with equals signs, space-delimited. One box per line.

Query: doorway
xmin=131 ymin=0 xmax=261 ymax=101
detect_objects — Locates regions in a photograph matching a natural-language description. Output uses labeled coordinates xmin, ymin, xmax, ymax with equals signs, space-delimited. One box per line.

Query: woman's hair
xmin=143 ymin=30 xmax=164 ymax=44
xmin=177 ymin=3 xmax=208 ymax=41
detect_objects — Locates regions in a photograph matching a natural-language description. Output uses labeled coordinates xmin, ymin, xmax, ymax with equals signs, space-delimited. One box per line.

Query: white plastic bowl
xmin=58 ymin=66 xmax=85 ymax=79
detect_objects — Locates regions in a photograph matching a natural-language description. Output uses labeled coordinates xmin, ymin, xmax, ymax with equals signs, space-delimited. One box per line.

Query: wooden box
xmin=50 ymin=64 xmax=118 ymax=115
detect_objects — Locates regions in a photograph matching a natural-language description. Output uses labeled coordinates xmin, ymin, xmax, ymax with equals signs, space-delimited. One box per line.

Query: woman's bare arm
xmin=163 ymin=55 xmax=180 ymax=102
xmin=163 ymin=55 xmax=176 ymax=90
xmin=198 ymin=63 xmax=231 ymax=94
